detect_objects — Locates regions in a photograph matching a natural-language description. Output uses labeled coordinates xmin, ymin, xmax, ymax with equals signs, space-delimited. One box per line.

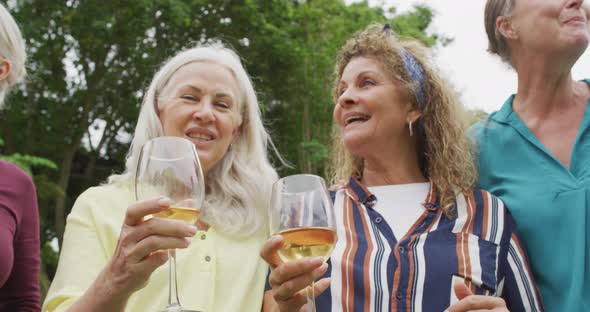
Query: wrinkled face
xmin=159 ymin=61 xmax=241 ymax=175
xmin=334 ymin=56 xmax=415 ymax=157
xmin=509 ymin=0 xmax=590 ymax=56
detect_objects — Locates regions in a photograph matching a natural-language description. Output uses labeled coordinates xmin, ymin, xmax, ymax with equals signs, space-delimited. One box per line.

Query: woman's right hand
xmin=104 ymin=196 xmax=197 ymax=295
xmin=68 ymin=197 xmax=197 ymax=312
xmin=69 ymin=196 xmax=197 ymax=311
xmin=260 ymin=235 xmax=331 ymax=312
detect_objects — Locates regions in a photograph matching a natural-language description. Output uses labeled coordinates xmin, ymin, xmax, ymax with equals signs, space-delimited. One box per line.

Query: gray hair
xmin=109 ymin=43 xmax=278 ymax=236
xmin=0 ymin=3 xmax=26 ymax=107
xmin=484 ymin=0 xmax=515 ymax=66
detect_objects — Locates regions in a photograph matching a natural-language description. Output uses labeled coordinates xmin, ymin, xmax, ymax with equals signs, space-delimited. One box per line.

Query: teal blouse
xmin=472 ymin=79 xmax=590 ymax=311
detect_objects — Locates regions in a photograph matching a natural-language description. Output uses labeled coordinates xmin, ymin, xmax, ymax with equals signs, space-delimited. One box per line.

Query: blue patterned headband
xmin=383 ymin=24 xmax=427 ymax=110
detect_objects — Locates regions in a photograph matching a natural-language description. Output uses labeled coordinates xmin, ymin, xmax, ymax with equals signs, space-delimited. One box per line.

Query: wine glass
xmin=269 ymin=174 xmax=337 ymax=312
xmin=135 ymin=136 xmax=205 ymax=312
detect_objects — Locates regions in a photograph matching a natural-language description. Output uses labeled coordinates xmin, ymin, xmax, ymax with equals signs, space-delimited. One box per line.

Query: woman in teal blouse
xmin=473 ymin=1 xmax=590 ymax=311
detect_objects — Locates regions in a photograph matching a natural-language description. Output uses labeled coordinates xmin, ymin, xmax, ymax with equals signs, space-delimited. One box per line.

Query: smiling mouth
xmin=564 ymin=17 xmax=586 ymax=25
xmin=187 ymin=133 xmax=214 ymax=141
xmin=345 ymin=114 xmax=371 ymax=126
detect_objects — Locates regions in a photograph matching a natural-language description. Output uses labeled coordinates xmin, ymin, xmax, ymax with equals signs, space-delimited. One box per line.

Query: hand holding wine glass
xmin=262 ymin=174 xmax=337 ymax=312
xmin=135 ymin=136 xmax=205 ymax=312
xmin=100 ymin=197 xmax=196 ymax=298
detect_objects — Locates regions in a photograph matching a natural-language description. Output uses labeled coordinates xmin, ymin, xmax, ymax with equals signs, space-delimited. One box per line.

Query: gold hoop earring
xmin=408 ymin=120 xmax=413 ymax=137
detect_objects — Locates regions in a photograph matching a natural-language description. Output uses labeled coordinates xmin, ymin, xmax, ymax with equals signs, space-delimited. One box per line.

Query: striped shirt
xmin=313 ymin=177 xmax=543 ymax=312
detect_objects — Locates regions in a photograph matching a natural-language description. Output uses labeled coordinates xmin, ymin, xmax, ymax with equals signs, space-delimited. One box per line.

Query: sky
xmin=355 ymin=0 xmax=590 ymax=113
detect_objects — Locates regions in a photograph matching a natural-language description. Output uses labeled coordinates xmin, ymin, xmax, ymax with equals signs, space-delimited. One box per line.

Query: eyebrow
xmin=356 ymin=70 xmax=381 ymax=78
xmin=179 ymin=85 xmax=203 ymax=94
xmin=340 ymin=70 xmax=381 ymax=84
xmin=214 ymin=92 xmax=234 ymax=99
xmin=179 ymin=85 xmax=234 ymax=100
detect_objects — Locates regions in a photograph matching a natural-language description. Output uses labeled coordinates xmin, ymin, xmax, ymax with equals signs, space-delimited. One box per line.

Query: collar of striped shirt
xmin=344 ymin=176 xmax=439 ymax=211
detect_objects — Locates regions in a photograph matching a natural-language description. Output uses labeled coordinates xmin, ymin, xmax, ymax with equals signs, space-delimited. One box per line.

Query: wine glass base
xmin=161 ymin=305 xmax=200 ymax=312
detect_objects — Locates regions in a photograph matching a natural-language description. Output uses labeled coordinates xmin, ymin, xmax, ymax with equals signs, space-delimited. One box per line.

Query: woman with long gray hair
xmin=0 ymin=3 xmax=40 ymax=311
xmin=44 ymin=44 xmax=278 ymax=311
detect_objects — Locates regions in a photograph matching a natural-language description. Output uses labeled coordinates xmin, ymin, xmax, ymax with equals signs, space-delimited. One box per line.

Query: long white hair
xmin=0 ymin=3 xmax=26 ymax=107
xmin=109 ymin=43 xmax=278 ymax=236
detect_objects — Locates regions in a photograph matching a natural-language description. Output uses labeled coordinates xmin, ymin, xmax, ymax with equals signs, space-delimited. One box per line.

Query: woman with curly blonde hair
xmin=261 ymin=24 xmax=543 ymax=312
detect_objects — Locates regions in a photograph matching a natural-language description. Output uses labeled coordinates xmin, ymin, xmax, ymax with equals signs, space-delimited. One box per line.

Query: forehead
xmin=164 ymin=61 xmax=240 ymax=95
xmin=340 ymin=56 xmax=387 ymax=81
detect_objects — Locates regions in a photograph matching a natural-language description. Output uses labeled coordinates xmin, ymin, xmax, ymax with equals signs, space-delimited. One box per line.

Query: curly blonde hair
xmin=328 ymin=24 xmax=476 ymax=215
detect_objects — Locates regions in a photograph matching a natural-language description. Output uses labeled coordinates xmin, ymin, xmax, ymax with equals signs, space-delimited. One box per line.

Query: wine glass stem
xmin=306 ymin=281 xmax=316 ymax=312
xmin=167 ymin=249 xmax=182 ymax=308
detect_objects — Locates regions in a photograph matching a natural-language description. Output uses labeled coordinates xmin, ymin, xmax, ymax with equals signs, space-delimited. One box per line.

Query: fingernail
xmin=183 ymin=237 xmax=191 ymax=246
xmin=309 ymin=256 xmax=324 ymax=266
xmin=314 ymin=262 xmax=329 ymax=275
xmin=158 ymin=197 xmax=171 ymax=207
xmin=187 ymin=225 xmax=197 ymax=235
xmin=270 ymin=235 xmax=281 ymax=244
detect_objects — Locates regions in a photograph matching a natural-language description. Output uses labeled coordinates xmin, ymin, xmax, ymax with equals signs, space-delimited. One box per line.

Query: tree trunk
xmin=54 ymin=144 xmax=77 ymax=246
xmin=23 ymin=81 xmax=37 ymax=154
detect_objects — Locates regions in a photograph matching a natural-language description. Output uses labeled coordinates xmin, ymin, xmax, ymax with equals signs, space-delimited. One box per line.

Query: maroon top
xmin=0 ymin=161 xmax=40 ymax=311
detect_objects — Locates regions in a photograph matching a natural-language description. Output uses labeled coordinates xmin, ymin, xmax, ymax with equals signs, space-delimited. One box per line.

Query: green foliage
xmin=41 ymin=242 xmax=59 ymax=278
xmin=300 ymin=140 xmax=329 ymax=163
xmin=0 ymin=153 xmax=57 ymax=175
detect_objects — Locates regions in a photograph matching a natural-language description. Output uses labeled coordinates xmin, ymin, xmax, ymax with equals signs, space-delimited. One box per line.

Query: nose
xmin=192 ymin=99 xmax=215 ymax=122
xmin=566 ymin=0 xmax=583 ymax=9
xmin=337 ymin=87 xmax=359 ymax=108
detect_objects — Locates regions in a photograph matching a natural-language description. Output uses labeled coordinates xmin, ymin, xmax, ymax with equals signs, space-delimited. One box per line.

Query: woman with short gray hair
xmin=0 ymin=3 xmax=40 ymax=311
xmin=473 ymin=0 xmax=590 ymax=310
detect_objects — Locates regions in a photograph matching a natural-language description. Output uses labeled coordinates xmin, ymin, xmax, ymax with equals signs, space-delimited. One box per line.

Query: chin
xmin=342 ymin=135 xmax=369 ymax=156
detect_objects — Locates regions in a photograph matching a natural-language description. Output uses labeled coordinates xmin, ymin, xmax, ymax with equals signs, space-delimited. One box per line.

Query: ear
xmin=407 ymin=109 xmax=421 ymax=124
xmin=0 ymin=59 xmax=11 ymax=82
xmin=496 ymin=15 xmax=518 ymax=40
xmin=231 ymin=125 xmax=241 ymax=145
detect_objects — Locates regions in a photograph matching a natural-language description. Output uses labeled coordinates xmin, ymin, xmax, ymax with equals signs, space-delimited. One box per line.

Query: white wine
xmin=153 ymin=206 xmax=200 ymax=223
xmin=277 ymin=227 xmax=337 ymax=262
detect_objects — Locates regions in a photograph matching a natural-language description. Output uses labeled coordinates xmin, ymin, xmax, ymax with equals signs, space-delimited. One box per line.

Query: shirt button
xmin=397 ymin=291 xmax=403 ymax=300
xmin=200 ymin=234 xmax=207 ymax=240
xmin=205 ymin=256 xmax=211 ymax=262
xmin=398 ymin=247 xmax=405 ymax=253
xmin=374 ymin=217 xmax=383 ymax=224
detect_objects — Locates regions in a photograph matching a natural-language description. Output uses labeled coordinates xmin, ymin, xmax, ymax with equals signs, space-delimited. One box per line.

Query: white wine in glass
xmin=270 ymin=174 xmax=337 ymax=312
xmin=135 ymin=136 xmax=205 ymax=312
xmin=276 ymin=226 xmax=336 ymax=262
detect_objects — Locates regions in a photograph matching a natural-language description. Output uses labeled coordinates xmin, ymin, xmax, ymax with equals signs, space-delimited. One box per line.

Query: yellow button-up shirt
xmin=43 ymin=182 xmax=268 ymax=312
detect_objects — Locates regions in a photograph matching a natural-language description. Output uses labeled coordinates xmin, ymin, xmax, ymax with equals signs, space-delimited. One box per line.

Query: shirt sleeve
xmin=42 ymin=189 xmax=111 ymax=312
xmin=499 ymin=206 xmax=544 ymax=311
xmin=0 ymin=163 xmax=41 ymax=311
xmin=0 ymin=207 xmax=16 ymax=287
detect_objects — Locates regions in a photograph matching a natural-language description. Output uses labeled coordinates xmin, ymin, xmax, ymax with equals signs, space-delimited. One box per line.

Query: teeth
xmin=188 ymin=133 xmax=213 ymax=141
xmin=345 ymin=115 xmax=369 ymax=125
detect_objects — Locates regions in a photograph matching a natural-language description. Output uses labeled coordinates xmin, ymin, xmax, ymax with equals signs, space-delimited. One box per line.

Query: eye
xmin=215 ymin=101 xmax=231 ymax=109
xmin=361 ymin=79 xmax=376 ymax=87
xmin=337 ymin=87 xmax=347 ymax=97
xmin=181 ymin=94 xmax=199 ymax=102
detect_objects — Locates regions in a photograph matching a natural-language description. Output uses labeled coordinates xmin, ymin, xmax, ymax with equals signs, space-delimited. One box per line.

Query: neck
xmin=512 ymin=50 xmax=581 ymax=117
xmin=361 ymin=141 xmax=426 ymax=187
